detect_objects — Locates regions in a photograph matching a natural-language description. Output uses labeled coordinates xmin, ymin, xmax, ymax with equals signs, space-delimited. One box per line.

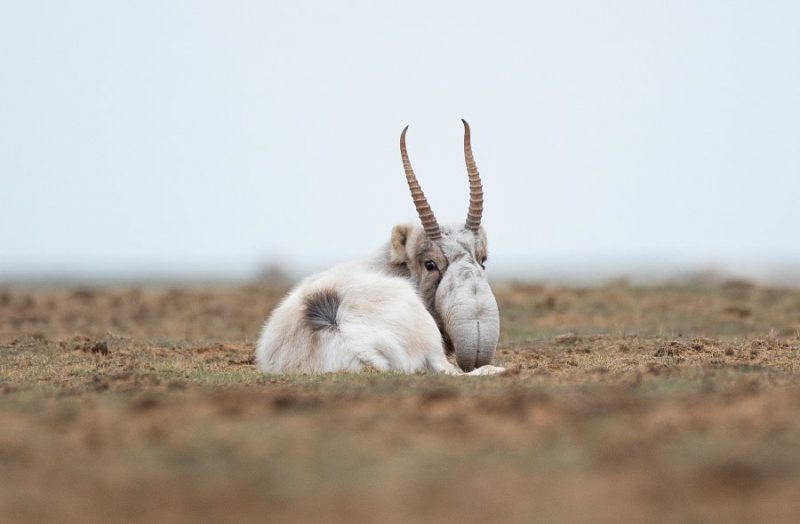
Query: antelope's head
xmin=389 ymin=120 xmax=500 ymax=372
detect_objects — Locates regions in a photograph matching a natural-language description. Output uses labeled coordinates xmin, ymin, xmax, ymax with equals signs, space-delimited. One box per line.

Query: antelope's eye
xmin=424 ymin=260 xmax=438 ymax=271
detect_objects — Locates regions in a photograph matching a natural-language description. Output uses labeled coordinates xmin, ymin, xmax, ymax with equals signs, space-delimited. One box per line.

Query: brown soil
xmin=2 ymin=281 xmax=800 ymax=523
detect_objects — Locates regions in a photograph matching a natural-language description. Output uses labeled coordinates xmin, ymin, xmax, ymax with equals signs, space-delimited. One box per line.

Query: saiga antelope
xmin=256 ymin=120 xmax=505 ymax=376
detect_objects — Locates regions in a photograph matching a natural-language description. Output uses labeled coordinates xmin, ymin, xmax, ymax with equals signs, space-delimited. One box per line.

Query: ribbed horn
xmin=462 ymin=119 xmax=483 ymax=232
xmin=400 ymin=125 xmax=442 ymax=241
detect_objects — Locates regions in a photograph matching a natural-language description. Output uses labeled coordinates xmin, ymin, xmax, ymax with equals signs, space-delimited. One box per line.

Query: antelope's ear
xmin=390 ymin=224 xmax=411 ymax=264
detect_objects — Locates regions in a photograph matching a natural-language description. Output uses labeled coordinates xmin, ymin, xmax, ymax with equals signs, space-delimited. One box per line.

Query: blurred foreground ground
xmin=2 ymin=281 xmax=800 ymax=523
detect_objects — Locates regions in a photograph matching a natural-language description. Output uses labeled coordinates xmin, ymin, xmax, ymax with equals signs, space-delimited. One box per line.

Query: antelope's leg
xmin=425 ymin=353 xmax=464 ymax=375
xmin=466 ymin=365 xmax=506 ymax=376
xmin=425 ymin=353 xmax=506 ymax=376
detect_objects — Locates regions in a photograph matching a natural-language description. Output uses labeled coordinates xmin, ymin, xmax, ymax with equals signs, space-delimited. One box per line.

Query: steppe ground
xmin=2 ymin=279 xmax=800 ymax=523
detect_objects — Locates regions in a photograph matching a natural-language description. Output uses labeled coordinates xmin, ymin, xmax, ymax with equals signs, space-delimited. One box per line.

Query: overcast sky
xmin=1 ymin=2 xmax=799 ymax=282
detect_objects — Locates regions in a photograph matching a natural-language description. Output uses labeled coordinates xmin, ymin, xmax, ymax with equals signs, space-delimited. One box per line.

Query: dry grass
xmin=2 ymin=281 xmax=800 ymax=523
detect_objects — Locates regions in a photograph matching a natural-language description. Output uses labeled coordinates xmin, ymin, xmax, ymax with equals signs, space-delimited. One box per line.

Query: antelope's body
xmin=256 ymin=121 xmax=504 ymax=376
xmin=256 ymin=256 xmax=453 ymax=373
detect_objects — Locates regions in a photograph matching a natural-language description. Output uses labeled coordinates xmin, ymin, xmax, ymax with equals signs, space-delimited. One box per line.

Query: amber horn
xmin=400 ymin=126 xmax=442 ymax=241
xmin=462 ymin=119 xmax=483 ymax=232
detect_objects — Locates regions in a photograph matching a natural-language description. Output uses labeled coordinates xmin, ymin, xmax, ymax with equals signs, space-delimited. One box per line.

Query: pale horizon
xmin=2 ymin=2 xmax=799 ymax=285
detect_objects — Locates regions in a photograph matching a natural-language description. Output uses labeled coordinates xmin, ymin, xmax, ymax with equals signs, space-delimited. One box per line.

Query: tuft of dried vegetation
xmin=1 ymin=281 xmax=800 ymax=523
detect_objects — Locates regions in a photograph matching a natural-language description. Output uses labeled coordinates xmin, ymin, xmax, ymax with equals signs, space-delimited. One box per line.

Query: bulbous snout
xmin=436 ymin=263 xmax=500 ymax=372
xmin=450 ymin=316 xmax=499 ymax=371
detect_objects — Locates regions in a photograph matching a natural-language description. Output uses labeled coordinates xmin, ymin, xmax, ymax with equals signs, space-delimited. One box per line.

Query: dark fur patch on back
xmin=303 ymin=289 xmax=341 ymax=331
